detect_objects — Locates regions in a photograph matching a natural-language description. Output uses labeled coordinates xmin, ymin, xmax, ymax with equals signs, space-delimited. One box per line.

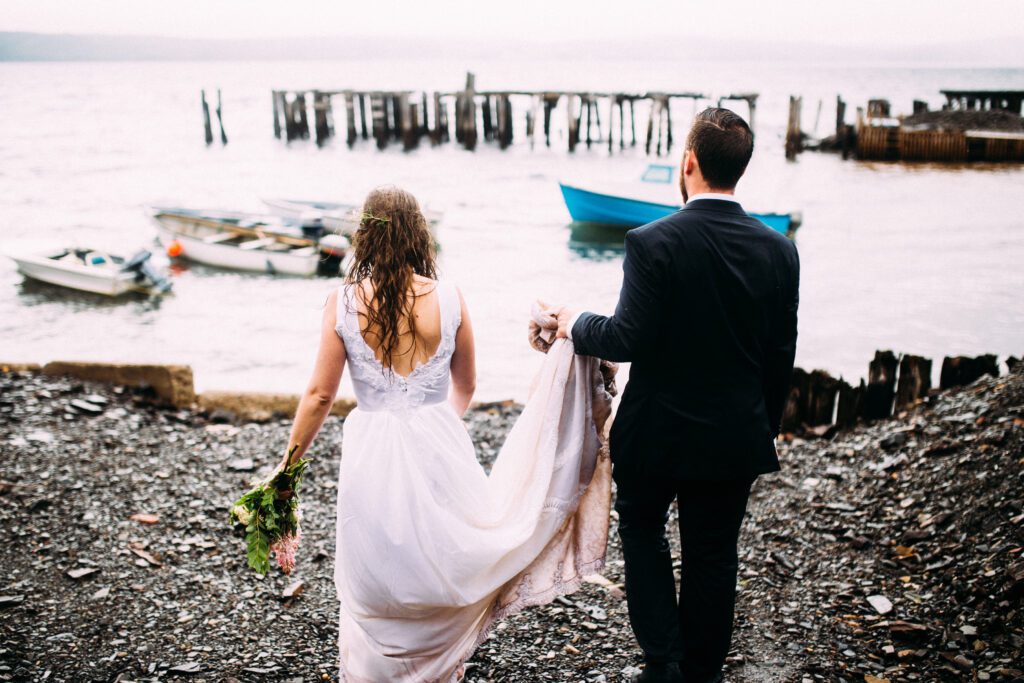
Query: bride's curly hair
xmin=345 ymin=186 xmax=437 ymax=373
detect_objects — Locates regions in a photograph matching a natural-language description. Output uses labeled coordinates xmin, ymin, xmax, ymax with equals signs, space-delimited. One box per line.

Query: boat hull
xmin=559 ymin=183 xmax=795 ymax=236
xmin=263 ymin=198 xmax=443 ymax=238
xmin=152 ymin=214 xmax=319 ymax=277
xmin=11 ymin=254 xmax=139 ymax=296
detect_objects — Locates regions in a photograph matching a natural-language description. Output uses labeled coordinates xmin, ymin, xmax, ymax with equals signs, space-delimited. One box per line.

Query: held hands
xmin=529 ymin=300 xmax=576 ymax=354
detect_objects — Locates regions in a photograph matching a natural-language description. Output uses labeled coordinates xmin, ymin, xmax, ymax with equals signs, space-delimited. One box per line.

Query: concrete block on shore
xmin=39 ymin=361 xmax=195 ymax=408
xmin=197 ymin=391 xmax=356 ymax=422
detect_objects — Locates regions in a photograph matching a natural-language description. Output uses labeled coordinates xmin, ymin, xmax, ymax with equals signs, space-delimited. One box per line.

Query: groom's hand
xmin=553 ymin=307 xmax=577 ymax=340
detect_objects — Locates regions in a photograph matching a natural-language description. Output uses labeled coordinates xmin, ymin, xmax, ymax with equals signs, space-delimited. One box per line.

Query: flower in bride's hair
xmin=359 ymin=211 xmax=391 ymax=228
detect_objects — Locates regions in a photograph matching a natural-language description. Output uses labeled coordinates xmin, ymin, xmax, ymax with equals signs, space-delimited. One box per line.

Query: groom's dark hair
xmin=685 ymin=108 xmax=754 ymax=190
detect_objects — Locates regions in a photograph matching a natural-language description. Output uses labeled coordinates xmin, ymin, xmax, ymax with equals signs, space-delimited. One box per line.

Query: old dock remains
xmin=792 ymin=89 xmax=1024 ymax=163
xmin=268 ymin=72 xmax=758 ymax=155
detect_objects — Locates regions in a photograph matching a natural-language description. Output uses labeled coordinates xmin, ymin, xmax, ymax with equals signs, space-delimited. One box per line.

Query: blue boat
xmin=559 ymin=167 xmax=800 ymax=237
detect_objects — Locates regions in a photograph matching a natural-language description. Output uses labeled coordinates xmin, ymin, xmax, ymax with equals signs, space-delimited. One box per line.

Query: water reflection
xmin=567 ymin=222 xmax=627 ymax=260
xmin=15 ymin=277 xmax=168 ymax=312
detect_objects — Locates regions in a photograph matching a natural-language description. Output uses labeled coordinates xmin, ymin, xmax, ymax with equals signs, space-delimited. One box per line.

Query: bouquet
xmin=229 ymin=447 xmax=309 ymax=575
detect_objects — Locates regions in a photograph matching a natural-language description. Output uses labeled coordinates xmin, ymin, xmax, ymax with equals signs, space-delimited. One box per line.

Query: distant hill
xmin=1 ymin=31 xmax=1021 ymax=67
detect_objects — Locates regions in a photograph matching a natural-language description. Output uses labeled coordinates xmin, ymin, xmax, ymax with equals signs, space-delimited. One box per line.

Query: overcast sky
xmin=5 ymin=0 xmax=1024 ymax=45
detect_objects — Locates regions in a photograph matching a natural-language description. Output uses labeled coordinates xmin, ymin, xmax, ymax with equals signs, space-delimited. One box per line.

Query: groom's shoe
xmin=630 ymin=662 xmax=683 ymax=683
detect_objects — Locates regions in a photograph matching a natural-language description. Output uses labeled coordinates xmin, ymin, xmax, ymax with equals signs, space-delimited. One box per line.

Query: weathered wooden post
xmin=431 ymin=92 xmax=443 ymax=145
xmin=420 ymin=92 xmax=430 ymax=137
xmin=567 ymin=95 xmax=579 ymax=152
xmin=835 ymin=379 xmax=865 ymax=428
xmin=459 ymin=72 xmax=478 ymax=151
xmin=215 ymin=89 xmax=228 ymax=145
xmin=542 ymin=94 xmax=558 ymax=147
xmin=629 ymin=98 xmax=637 ymax=146
xmin=584 ymin=95 xmax=593 ymax=149
xmin=401 ymin=95 xmax=418 ymax=151
xmin=608 ymin=97 xmax=616 ymax=153
xmin=201 ymin=90 xmax=213 ymax=145
xmin=481 ymin=95 xmax=494 ymax=142
xmin=296 ymin=92 xmax=310 ymax=140
xmin=526 ymin=95 xmax=538 ymax=149
xmin=785 ymin=95 xmax=803 ymax=160
xmin=313 ymin=91 xmax=330 ymax=147
xmin=645 ymin=97 xmax=656 ymax=155
xmin=345 ymin=92 xmax=357 ymax=147
xmin=496 ymin=94 xmax=513 ymax=149
xmin=370 ymin=93 xmax=387 ymax=150
xmin=358 ymin=93 xmax=369 ymax=139
xmin=440 ymin=97 xmax=450 ymax=143
xmin=864 ymin=350 xmax=899 ymax=420
xmin=283 ymin=94 xmax=295 ymax=142
xmin=272 ymin=90 xmax=282 ymax=139
xmin=747 ymin=95 xmax=757 ymax=132
xmin=939 ymin=354 xmax=999 ymax=389
xmin=895 ymin=355 xmax=932 ymax=409
xmin=665 ymin=97 xmax=673 ymax=151
xmin=836 ymin=95 xmax=849 ymax=159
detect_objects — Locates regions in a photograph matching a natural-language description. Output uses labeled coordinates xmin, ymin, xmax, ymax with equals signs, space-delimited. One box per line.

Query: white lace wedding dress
xmin=332 ymin=280 xmax=614 ymax=682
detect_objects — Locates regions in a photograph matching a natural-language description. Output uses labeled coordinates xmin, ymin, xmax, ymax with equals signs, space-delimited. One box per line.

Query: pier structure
xmin=269 ymin=73 xmax=731 ymax=155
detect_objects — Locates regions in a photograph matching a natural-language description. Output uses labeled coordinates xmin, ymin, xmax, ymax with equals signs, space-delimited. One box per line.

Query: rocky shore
xmin=1 ymin=366 xmax=1021 ymax=682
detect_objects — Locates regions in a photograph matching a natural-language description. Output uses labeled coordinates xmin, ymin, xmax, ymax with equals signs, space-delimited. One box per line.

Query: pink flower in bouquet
xmin=271 ymin=529 xmax=302 ymax=574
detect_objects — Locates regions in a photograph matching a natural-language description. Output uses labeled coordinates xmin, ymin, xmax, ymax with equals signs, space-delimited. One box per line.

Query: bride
xmin=279 ymin=186 xmax=615 ymax=682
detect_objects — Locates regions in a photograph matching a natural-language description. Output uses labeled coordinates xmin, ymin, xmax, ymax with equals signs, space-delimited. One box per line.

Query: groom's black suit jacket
xmin=572 ymin=198 xmax=800 ymax=481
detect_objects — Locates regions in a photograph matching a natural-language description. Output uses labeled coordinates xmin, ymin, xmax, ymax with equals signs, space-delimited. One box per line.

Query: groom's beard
xmin=680 ymin=176 xmax=689 ymax=204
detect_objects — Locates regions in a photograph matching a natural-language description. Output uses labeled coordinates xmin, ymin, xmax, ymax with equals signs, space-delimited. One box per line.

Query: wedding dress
xmin=332 ymin=280 xmax=614 ymax=682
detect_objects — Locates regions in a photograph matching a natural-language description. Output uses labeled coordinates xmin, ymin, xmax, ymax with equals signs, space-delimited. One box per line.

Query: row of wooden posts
xmin=781 ymin=351 xmax=1008 ymax=435
xmin=268 ymin=73 xmax=758 ymax=155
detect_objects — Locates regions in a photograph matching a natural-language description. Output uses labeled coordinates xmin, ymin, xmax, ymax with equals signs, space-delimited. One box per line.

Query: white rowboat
xmin=151 ymin=210 xmax=324 ymax=276
xmin=261 ymin=198 xmax=443 ymax=238
xmin=8 ymin=248 xmax=171 ymax=296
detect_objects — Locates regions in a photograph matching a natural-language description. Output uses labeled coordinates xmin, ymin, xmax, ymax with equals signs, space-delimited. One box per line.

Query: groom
xmin=552 ymin=108 xmax=800 ymax=683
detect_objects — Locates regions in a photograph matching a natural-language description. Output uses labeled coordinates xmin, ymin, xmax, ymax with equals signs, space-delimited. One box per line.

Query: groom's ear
xmin=682 ymin=149 xmax=696 ymax=176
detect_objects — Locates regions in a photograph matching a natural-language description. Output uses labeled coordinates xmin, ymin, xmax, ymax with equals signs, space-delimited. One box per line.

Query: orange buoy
xmin=166 ymin=240 xmax=183 ymax=258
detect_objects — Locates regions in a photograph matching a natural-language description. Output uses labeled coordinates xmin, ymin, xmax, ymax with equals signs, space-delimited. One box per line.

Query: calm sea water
xmin=1 ymin=59 xmax=1022 ymax=400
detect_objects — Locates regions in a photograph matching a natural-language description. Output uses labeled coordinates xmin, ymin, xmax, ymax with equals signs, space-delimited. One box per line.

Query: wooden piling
xmin=895 ymin=355 xmax=932 ymax=409
xmin=664 ymin=97 xmax=673 ymax=151
xmin=215 ymin=89 xmax=227 ymax=145
xmin=542 ymin=94 xmax=558 ymax=147
xmin=201 ymin=90 xmax=213 ymax=146
xmin=370 ymin=94 xmax=387 ymax=150
xmin=497 ymin=94 xmax=513 ymax=149
xmin=835 ymin=379 xmax=866 ymax=428
xmin=939 ymin=354 xmax=999 ymax=389
xmin=358 ymin=94 xmax=369 ymax=140
xmin=458 ymin=73 xmax=478 ymax=151
xmin=645 ymin=99 xmax=655 ymax=155
xmin=272 ymin=91 xmax=282 ymax=139
xmin=785 ymin=95 xmax=803 ymax=160
xmin=567 ymin=95 xmax=579 ymax=152
xmin=629 ymin=98 xmax=637 ymax=146
xmin=296 ymin=93 xmax=310 ymax=140
xmin=345 ymin=92 xmax=357 ymax=147
xmin=836 ymin=95 xmax=849 ymax=159
xmin=313 ymin=91 xmax=331 ymax=147
xmin=401 ymin=95 xmax=418 ymax=151
xmin=584 ymin=96 xmax=593 ymax=149
xmin=864 ymin=350 xmax=899 ymax=420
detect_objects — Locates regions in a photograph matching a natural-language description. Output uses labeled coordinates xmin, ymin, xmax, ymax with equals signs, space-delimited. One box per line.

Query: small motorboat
xmin=150 ymin=209 xmax=347 ymax=277
xmin=559 ymin=164 xmax=801 ymax=237
xmin=7 ymin=248 xmax=172 ymax=296
xmin=262 ymin=198 xmax=443 ymax=238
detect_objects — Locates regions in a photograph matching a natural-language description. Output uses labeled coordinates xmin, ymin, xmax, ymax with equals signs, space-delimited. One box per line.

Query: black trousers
xmin=614 ymin=473 xmax=755 ymax=682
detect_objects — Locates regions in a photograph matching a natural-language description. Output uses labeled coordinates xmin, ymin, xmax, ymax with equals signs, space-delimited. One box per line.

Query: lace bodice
xmin=335 ymin=279 xmax=462 ymax=412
